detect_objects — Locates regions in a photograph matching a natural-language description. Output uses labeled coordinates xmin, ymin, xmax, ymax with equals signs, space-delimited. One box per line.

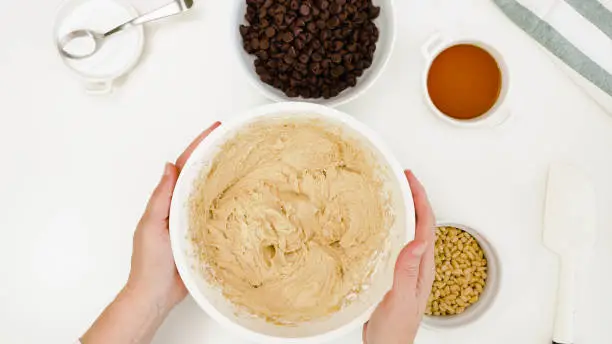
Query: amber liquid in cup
xmin=427 ymin=44 xmax=502 ymax=120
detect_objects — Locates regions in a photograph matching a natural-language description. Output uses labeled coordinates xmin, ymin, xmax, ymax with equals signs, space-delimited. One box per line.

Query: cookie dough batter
xmin=189 ymin=119 xmax=391 ymax=324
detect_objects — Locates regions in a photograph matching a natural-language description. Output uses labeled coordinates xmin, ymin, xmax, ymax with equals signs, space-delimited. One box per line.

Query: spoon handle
xmin=104 ymin=0 xmax=192 ymax=37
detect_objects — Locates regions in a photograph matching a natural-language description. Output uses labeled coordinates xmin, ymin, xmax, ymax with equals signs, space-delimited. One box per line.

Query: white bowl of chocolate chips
xmin=236 ymin=0 xmax=396 ymax=107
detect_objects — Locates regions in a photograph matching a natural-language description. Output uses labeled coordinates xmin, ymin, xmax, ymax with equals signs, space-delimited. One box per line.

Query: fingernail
xmin=163 ymin=163 xmax=173 ymax=177
xmin=412 ymin=241 xmax=427 ymax=257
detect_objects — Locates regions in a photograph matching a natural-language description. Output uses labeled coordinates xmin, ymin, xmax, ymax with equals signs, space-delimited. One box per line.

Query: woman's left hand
xmin=127 ymin=121 xmax=222 ymax=312
xmin=81 ymin=122 xmax=221 ymax=344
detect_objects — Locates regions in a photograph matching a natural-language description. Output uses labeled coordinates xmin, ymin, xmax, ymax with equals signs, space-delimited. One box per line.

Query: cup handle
xmin=84 ymin=79 xmax=113 ymax=95
xmin=421 ymin=33 xmax=448 ymax=59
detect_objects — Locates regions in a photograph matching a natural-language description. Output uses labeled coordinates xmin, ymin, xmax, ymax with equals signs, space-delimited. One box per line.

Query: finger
xmin=405 ymin=170 xmax=437 ymax=305
xmin=362 ymin=322 xmax=368 ymax=344
xmin=417 ymin=238 xmax=436 ymax=309
xmin=143 ymin=163 xmax=179 ymax=223
xmin=176 ymin=121 xmax=221 ymax=171
xmin=392 ymin=240 xmax=427 ymax=297
xmin=405 ymin=170 xmax=435 ymax=244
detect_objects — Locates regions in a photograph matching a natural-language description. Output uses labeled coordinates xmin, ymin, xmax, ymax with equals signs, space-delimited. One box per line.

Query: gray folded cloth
xmin=493 ymin=0 xmax=612 ymax=113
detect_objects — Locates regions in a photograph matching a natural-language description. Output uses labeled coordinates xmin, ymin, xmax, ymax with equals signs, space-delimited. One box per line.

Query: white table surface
xmin=1 ymin=0 xmax=611 ymax=343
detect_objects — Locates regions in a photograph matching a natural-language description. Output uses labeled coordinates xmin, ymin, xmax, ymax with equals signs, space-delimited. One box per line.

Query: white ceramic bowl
xmin=170 ymin=102 xmax=414 ymax=343
xmin=422 ymin=223 xmax=501 ymax=329
xmin=233 ymin=0 xmax=396 ymax=107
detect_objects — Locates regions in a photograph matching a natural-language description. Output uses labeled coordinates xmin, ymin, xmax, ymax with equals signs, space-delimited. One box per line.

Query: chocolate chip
xmin=307 ymin=22 xmax=317 ymax=33
xmin=331 ymin=65 xmax=345 ymax=78
xmin=329 ymin=3 xmax=341 ymax=14
xmin=282 ymin=32 xmax=294 ymax=42
xmin=343 ymin=53 xmax=353 ymax=64
xmin=332 ymin=40 xmax=344 ymax=51
xmin=300 ymin=4 xmax=311 ymax=16
xmin=250 ymin=38 xmax=260 ymax=50
xmin=255 ymin=50 xmax=269 ymax=60
xmin=321 ymin=59 xmax=332 ymax=70
xmin=275 ymin=12 xmax=285 ymax=23
xmin=327 ymin=16 xmax=340 ymax=29
xmin=369 ymin=6 xmax=381 ymax=19
xmin=260 ymin=73 xmax=274 ymax=85
xmin=321 ymin=29 xmax=331 ymax=41
xmin=286 ymin=88 xmax=300 ymax=97
xmin=288 ymin=46 xmax=298 ymax=58
xmin=239 ymin=25 xmax=249 ymax=37
xmin=292 ymin=26 xmax=303 ymax=37
xmin=284 ymin=54 xmax=295 ymax=65
xmin=285 ymin=13 xmax=296 ymax=25
xmin=265 ymin=26 xmax=276 ymax=38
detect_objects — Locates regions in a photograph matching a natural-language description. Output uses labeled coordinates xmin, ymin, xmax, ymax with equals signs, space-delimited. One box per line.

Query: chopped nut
xmin=425 ymin=226 xmax=488 ymax=317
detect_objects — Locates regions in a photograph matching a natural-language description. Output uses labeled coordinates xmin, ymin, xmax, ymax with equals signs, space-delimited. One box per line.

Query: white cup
xmin=421 ymin=34 xmax=511 ymax=128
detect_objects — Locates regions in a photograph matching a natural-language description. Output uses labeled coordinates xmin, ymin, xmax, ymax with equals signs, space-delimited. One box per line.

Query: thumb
xmin=143 ymin=163 xmax=179 ymax=223
xmin=392 ymin=240 xmax=427 ymax=297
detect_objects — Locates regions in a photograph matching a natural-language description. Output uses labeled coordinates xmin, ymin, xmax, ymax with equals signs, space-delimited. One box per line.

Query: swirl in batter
xmin=189 ymin=119 xmax=391 ymax=324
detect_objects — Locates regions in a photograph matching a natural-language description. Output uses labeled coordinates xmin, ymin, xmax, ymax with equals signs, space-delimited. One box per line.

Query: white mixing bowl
xmin=169 ymin=102 xmax=414 ymax=343
xmin=233 ymin=0 xmax=397 ymax=107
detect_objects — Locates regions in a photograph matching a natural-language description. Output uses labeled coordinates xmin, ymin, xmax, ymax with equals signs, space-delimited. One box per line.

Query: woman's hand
xmin=81 ymin=122 xmax=221 ymax=344
xmin=363 ymin=171 xmax=436 ymax=344
xmin=127 ymin=121 xmax=221 ymax=313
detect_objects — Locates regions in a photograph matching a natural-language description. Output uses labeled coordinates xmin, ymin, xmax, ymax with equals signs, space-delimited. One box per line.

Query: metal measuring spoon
xmin=58 ymin=0 xmax=194 ymax=60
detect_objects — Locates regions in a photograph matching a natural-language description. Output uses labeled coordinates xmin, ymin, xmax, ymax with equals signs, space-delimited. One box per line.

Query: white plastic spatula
xmin=543 ymin=164 xmax=597 ymax=344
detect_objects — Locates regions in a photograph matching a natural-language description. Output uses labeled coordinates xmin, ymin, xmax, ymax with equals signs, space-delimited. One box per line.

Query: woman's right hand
xmin=363 ymin=170 xmax=436 ymax=344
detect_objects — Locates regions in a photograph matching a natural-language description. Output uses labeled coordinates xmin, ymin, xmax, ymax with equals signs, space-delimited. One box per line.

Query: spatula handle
xmin=552 ymin=257 xmax=576 ymax=344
